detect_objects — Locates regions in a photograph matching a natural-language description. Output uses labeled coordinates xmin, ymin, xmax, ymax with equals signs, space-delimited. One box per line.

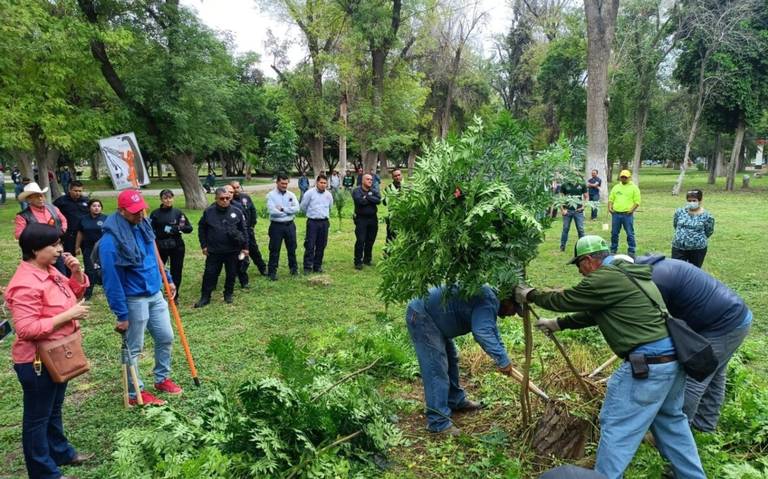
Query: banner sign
xmin=98 ymin=132 xmax=150 ymax=190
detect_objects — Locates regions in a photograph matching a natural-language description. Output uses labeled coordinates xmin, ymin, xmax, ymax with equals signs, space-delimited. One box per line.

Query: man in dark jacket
xmin=516 ymin=236 xmax=705 ymax=479
xmin=53 ymin=181 xmax=89 ymax=254
xmin=352 ymin=174 xmax=381 ymax=269
xmin=195 ymin=187 xmax=248 ymax=308
xmin=636 ymin=254 xmax=752 ymax=432
xmin=229 ymin=181 xmax=267 ymax=286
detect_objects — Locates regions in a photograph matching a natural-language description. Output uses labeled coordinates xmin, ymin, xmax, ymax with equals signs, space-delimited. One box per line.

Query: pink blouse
xmin=4 ymin=261 xmax=89 ymax=363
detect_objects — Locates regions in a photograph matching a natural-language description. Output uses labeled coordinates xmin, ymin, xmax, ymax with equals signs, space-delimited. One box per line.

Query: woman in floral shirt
xmin=672 ymin=189 xmax=715 ymax=267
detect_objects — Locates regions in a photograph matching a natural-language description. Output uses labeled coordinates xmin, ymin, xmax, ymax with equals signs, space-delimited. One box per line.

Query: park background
xmin=2 ymin=0 xmax=768 ymax=477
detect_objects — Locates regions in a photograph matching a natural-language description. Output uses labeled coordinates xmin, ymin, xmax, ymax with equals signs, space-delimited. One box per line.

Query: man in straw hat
xmin=607 ymin=170 xmax=641 ymax=258
xmin=515 ymin=235 xmax=705 ymax=479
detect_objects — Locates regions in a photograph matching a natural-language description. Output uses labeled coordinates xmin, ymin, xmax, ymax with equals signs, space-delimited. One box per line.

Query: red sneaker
xmin=128 ymin=390 xmax=167 ymax=407
xmin=154 ymin=378 xmax=183 ymax=395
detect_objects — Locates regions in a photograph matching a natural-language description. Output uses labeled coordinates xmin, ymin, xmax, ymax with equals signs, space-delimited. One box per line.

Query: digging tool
xmin=503 ymin=364 xmax=550 ymax=401
xmin=118 ymin=329 xmax=143 ymax=406
xmin=588 ymin=354 xmax=619 ymax=378
xmin=153 ymin=243 xmax=200 ymax=386
xmin=529 ymin=306 xmax=595 ymax=399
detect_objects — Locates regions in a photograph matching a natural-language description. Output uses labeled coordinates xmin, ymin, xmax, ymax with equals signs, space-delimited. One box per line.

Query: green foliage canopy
xmin=379 ymin=115 xmax=577 ymax=304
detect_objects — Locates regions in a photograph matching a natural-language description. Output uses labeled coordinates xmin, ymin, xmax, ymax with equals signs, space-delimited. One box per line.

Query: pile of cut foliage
xmin=379 ymin=114 xmax=580 ymax=303
xmin=111 ymin=336 xmax=404 ymax=478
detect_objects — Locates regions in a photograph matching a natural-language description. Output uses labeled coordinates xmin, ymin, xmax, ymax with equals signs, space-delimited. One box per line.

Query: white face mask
xmin=686 ymin=201 xmax=699 ymax=210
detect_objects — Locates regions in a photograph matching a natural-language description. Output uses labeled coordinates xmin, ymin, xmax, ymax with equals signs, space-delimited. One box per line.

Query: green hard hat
xmin=568 ymin=235 xmax=609 ymax=265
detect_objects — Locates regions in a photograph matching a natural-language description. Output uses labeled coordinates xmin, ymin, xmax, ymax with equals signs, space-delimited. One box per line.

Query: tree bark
xmin=379 ymin=152 xmax=390 ymax=178
xmin=339 ymin=92 xmax=348 ymax=173
xmin=363 ymin=150 xmax=378 ymax=174
xmin=726 ymin=119 xmax=746 ymax=191
xmin=170 ymin=153 xmax=207 ymax=208
xmin=407 ymin=150 xmax=417 ymax=176
xmin=707 ymin=133 xmax=720 ymax=184
xmin=672 ymin=88 xmax=706 ymax=195
xmin=308 ymin=137 xmax=325 ymax=175
xmin=631 ymin=102 xmax=649 ymax=186
xmin=584 ymin=0 xmax=619 ymax=202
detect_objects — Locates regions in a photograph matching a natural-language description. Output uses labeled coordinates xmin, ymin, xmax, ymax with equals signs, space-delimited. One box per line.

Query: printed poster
xmin=98 ymin=132 xmax=150 ymax=190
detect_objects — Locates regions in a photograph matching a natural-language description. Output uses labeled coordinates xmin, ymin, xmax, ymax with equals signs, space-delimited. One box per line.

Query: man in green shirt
xmin=607 ymin=170 xmax=641 ymax=257
xmin=514 ymin=235 xmax=705 ymax=479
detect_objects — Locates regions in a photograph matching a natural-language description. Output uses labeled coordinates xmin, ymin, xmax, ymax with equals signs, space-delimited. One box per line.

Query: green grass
xmin=0 ymin=167 xmax=766 ymax=478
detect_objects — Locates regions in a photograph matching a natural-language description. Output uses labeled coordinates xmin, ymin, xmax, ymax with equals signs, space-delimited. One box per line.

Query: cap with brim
xmin=18 ymin=182 xmax=49 ymax=201
xmin=568 ymin=235 xmax=610 ymax=265
xmin=118 ymin=189 xmax=149 ymax=214
xmin=619 ymin=169 xmax=631 ymax=178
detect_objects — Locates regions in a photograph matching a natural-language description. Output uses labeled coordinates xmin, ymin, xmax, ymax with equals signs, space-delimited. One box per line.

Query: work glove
xmin=497 ymin=363 xmax=515 ymax=377
xmin=535 ymin=318 xmax=560 ymax=333
xmin=514 ymin=285 xmax=535 ymax=305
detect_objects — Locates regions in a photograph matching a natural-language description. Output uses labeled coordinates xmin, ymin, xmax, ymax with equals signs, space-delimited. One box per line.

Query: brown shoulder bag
xmin=35 ymin=324 xmax=90 ymax=383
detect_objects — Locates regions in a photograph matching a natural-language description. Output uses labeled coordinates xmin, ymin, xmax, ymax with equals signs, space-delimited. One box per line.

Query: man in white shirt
xmin=300 ymin=174 xmax=334 ymax=274
xmin=265 ymin=174 xmax=300 ymax=280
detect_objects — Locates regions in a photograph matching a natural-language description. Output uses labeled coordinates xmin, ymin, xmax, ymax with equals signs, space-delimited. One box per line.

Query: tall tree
xmin=77 ymin=0 xmax=238 ymax=208
xmin=584 ymin=0 xmax=619 ymax=199
xmin=671 ymin=0 xmax=759 ymax=195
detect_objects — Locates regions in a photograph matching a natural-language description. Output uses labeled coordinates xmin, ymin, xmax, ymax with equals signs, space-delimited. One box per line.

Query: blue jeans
xmin=610 ymin=212 xmax=636 ymax=255
xmin=596 ymin=361 xmax=705 ymax=479
xmin=684 ymin=315 xmax=752 ymax=432
xmin=560 ymin=210 xmax=585 ymax=249
xmin=14 ymin=363 xmax=77 ymax=479
xmin=0 ymin=184 xmax=6 ymax=203
xmin=124 ymin=291 xmax=174 ymax=396
xmin=589 ymin=193 xmax=599 ymax=219
xmin=405 ymin=305 xmax=467 ymax=432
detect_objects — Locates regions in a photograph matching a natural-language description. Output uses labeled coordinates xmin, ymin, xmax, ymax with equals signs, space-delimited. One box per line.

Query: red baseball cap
xmin=117 ymin=189 xmax=149 ymax=214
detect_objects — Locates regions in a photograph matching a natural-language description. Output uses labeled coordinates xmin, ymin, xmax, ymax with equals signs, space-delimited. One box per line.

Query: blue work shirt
xmin=266 ymin=188 xmax=300 ymax=222
xmin=409 ymin=285 xmax=511 ymax=368
xmin=300 ymin=187 xmax=333 ymax=219
xmin=100 ymin=220 xmax=170 ymax=321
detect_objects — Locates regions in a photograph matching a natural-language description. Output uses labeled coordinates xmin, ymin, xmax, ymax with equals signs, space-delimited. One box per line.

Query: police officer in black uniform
xmin=195 ymin=187 xmax=248 ymax=308
xmin=352 ymin=174 xmax=381 ymax=269
xmin=150 ymin=189 xmax=193 ymax=302
xmin=53 ymin=180 xmax=89 ymax=254
xmin=229 ymin=181 xmax=267 ymax=287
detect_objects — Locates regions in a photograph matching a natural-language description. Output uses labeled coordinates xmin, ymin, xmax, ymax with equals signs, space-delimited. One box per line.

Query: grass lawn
xmin=0 ymin=167 xmax=766 ymax=478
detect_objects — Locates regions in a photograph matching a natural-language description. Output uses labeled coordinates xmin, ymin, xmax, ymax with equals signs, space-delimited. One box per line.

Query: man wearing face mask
xmin=671 ymin=189 xmax=714 ymax=268
xmin=514 ymin=236 xmax=705 ymax=479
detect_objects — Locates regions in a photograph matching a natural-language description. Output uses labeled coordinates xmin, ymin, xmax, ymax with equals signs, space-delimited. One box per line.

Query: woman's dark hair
xmin=19 ymin=223 xmax=61 ymax=261
xmin=160 ymin=189 xmax=174 ymax=199
xmin=88 ymin=198 xmax=103 ymax=209
xmin=686 ymin=189 xmax=703 ymax=201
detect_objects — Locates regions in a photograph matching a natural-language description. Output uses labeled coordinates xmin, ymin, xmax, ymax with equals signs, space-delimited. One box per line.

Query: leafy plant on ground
xmin=379 ymin=114 xmax=577 ymax=303
xmin=111 ymin=337 xmax=404 ymax=478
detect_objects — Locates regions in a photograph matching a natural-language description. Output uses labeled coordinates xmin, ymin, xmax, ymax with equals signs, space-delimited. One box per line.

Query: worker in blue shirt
xmin=636 ymin=254 xmax=753 ymax=432
xmin=266 ymin=174 xmax=300 ymax=280
xmin=99 ymin=190 xmax=180 ymax=406
xmin=300 ymin=174 xmax=333 ymax=274
xmin=298 ymin=173 xmax=310 ymax=201
xmin=406 ymin=285 xmax=518 ymax=435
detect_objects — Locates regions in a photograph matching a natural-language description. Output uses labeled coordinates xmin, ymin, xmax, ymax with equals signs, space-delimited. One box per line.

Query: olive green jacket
xmin=530 ymin=260 xmax=668 ymax=358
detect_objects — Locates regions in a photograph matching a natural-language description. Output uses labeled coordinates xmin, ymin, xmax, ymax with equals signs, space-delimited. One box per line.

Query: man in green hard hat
xmin=514 ymin=235 xmax=705 ymax=479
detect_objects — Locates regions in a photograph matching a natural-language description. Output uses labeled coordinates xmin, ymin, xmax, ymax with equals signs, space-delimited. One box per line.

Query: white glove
xmin=535 ymin=318 xmax=560 ymax=332
xmin=514 ymin=285 xmax=534 ymax=304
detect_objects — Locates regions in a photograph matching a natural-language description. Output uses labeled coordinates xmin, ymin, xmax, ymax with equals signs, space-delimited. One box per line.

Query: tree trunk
xmin=407 ymin=150 xmax=417 ymax=176
xmin=584 ymin=0 xmax=619 ymax=202
xmin=726 ymin=119 xmax=746 ymax=191
xmin=339 ymin=92 xmax=348 ymax=173
xmin=308 ymin=137 xmax=325 ymax=175
xmin=672 ymin=93 xmax=705 ymax=195
xmin=363 ymin=150 xmax=378 ymax=174
xmin=716 ymin=148 xmax=727 ymax=177
xmin=379 ymin=152 xmax=390 ymax=178
xmin=631 ymin=102 xmax=649 ymax=186
xmin=170 ymin=153 xmax=207 ymax=208
xmin=707 ymin=133 xmax=720 ymax=184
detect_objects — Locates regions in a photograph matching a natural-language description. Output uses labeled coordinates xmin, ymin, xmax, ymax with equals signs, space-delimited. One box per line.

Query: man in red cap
xmin=99 ymin=189 xmax=182 ymax=406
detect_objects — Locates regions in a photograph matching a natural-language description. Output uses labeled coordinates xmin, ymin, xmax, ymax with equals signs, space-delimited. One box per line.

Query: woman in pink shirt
xmin=4 ymin=223 xmax=92 ymax=478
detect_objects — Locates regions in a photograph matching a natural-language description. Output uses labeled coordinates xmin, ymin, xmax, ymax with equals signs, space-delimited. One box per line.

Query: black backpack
xmin=89 ymin=239 xmax=103 ymax=284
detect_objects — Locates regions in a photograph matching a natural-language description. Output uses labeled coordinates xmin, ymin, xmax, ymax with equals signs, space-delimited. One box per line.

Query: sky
xmin=181 ymin=0 xmax=512 ymax=77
